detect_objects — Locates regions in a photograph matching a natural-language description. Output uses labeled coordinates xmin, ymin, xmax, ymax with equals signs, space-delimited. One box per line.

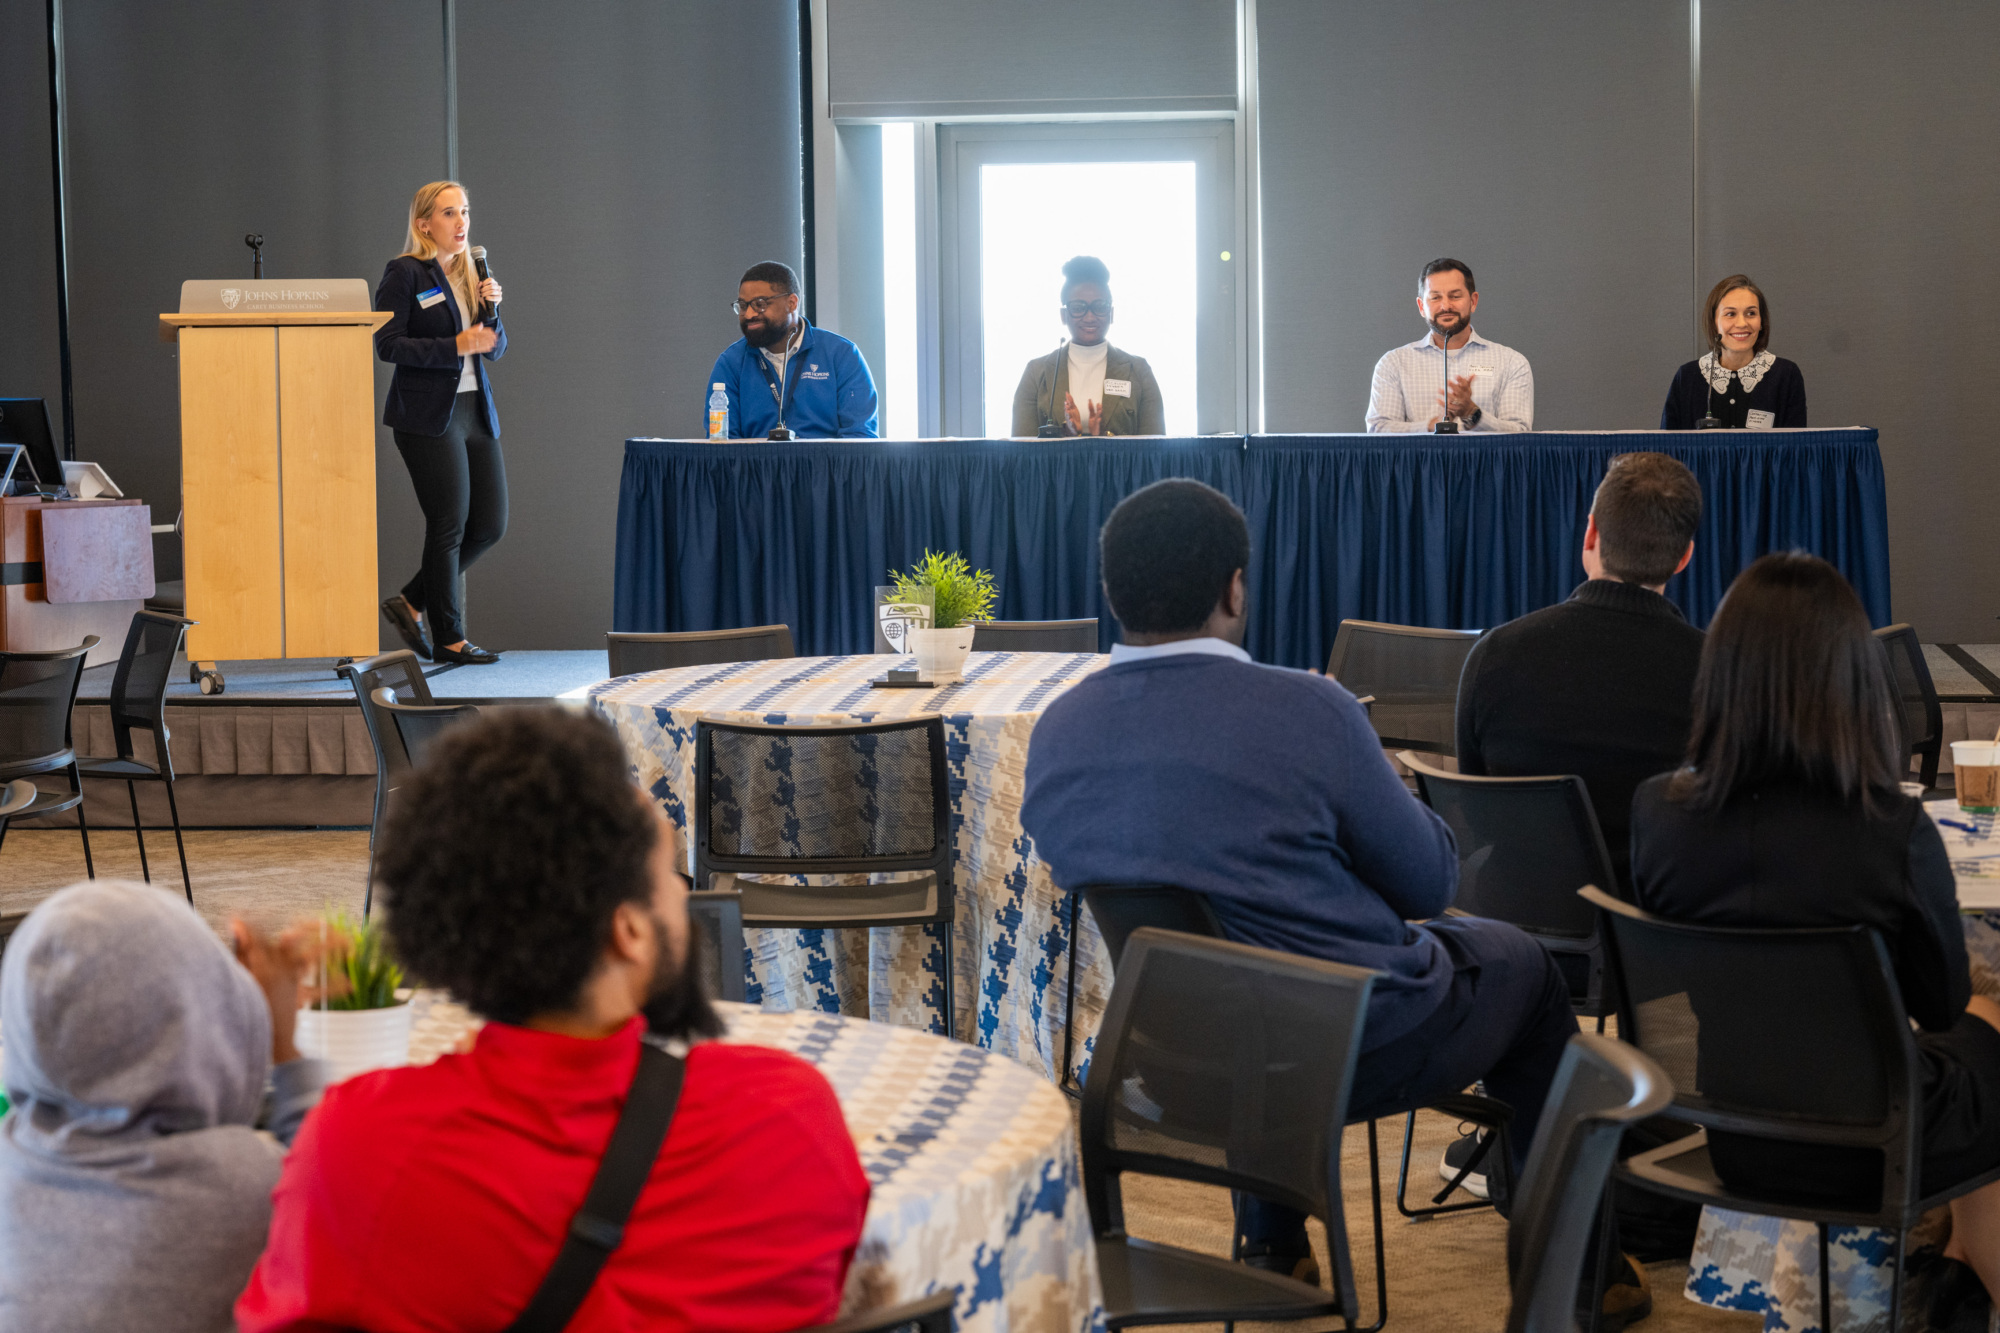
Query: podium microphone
xmin=1432 ymin=317 xmax=1459 ymax=434
xmin=1037 ymin=338 xmax=1068 ymax=437
xmin=469 ymin=246 xmax=499 ymax=325
xmin=245 ymin=233 xmax=264 ymax=279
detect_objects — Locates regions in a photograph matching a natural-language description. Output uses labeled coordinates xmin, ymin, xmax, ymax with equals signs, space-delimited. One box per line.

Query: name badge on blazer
xmin=417 ymin=287 xmax=446 ymax=309
xmin=1104 ymin=379 xmax=1132 ymax=398
xmin=1744 ymin=408 xmax=1776 ymax=430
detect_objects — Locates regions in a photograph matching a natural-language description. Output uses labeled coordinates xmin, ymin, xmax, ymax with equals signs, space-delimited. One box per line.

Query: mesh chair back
xmin=969 ymin=619 xmax=1099 ymax=654
xmin=1404 ymin=755 xmax=1613 ymax=940
xmin=1080 ymin=883 xmax=1222 ymax=973
xmin=1874 ymin=625 xmax=1941 ymax=788
xmin=1081 ymin=928 xmax=1377 ymax=1313
xmin=1506 ymin=1034 xmax=1674 ymax=1333
xmin=687 ymin=889 xmax=747 ymax=1003
xmin=344 ymin=651 xmax=435 ymax=778
xmin=607 ymin=625 xmax=795 ymax=678
xmin=371 ymin=690 xmax=479 ymax=768
xmin=695 ymin=716 xmax=948 ymax=873
xmin=0 ymin=639 xmax=95 ymax=769
xmin=1585 ymin=886 xmax=1909 ymax=1144
xmin=1325 ymin=619 xmax=1480 ymax=753
xmin=106 ymin=611 xmax=191 ymax=765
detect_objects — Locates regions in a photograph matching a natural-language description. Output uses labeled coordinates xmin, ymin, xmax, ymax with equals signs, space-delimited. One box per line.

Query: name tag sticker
xmin=1745 ymin=409 xmax=1776 ymax=430
xmin=1104 ymin=378 xmax=1132 ymax=398
xmin=417 ymin=287 xmax=446 ymax=309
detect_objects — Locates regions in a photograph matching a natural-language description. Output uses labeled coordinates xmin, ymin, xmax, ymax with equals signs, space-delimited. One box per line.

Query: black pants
xmin=1238 ymin=915 xmax=1578 ymax=1247
xmin=393 ymin=392 xmax=507 ymax=646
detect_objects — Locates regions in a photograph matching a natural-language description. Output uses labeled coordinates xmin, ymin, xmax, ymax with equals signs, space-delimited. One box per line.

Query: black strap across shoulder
xmin=504 ymin=1040 xmax=686 ymax=1333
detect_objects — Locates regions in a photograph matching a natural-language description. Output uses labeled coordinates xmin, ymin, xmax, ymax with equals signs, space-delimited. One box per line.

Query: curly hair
xmin=376 ymin=706 xmax=657 ymax=1024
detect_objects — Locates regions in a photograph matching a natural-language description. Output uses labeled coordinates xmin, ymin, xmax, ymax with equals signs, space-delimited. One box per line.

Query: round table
xmin=1682 ymin=801 xmax=2000 ymax=1332
xmin=408 ymin=994 xmax=1101 ymax=1332
xmin=588 ymin=651 xmax=1113 ymax=1083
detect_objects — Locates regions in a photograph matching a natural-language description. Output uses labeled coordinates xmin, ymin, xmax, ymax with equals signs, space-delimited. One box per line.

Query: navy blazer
xmin=374 ymin=254 xmax=507 ymax=437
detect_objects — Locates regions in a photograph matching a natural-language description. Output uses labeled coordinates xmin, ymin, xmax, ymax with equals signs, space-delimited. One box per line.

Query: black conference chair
xmin=796 ymin=1291 xmax=954 ymax=1333
xmin=1873 ymin=624 xmax=1942 ymax=792
xmin=1505 ymin=1034 xmax=1674 ymax=1333
xmin=693 ymin=715 xmax=955 ymax=1035
xmin=370 ymin=688 xmax=479 ymax=768
xmin=687 ymin=888 xmax=748 ymax=1003
xmin=1324 ymin=620 xmax=1481 ymax=756
xmin=606 ymin=625 xmax=796 ymax=678
xmin=343 ymin=650 xmax=435 ymax=917
xmin=969 ymin=619 xmax=1099 ymax=654
xmin=1084 ymin=927 xmax=1382 ymax=1330
xmin=0 ymin=636 xmax=99 ymax=878
xmin=1060 ymin=883 xmax=1223 ymax=1097
xmin=1585 ymin=885 xmax=2000 ymax=1333
xmin=75 ymin=611 xmax=196 ymax=903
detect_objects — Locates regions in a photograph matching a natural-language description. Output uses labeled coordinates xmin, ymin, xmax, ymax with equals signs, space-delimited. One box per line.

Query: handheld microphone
xmin=1037 ymin=339 xmax=1068 ymax=437
xmin=1432 ymin=321 xmax=1459 ymax=434
xmin=1695 ymin=361 xmax=1724 ymax=430
xmin=469 ymin=246 xmax=498 ymax=325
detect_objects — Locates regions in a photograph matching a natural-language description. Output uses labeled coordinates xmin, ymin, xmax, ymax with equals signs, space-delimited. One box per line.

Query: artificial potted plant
xmin=293 ymin=909 xmax=412 ymax=1083
xmin=887 ymin=551 xmax=997 ymax=682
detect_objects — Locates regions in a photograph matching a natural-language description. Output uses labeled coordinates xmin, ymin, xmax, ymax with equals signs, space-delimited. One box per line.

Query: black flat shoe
xmin=434 ymin=641 xmax=500 ymax=666
xmin=381 ymin=596 xmax=432 ymax=660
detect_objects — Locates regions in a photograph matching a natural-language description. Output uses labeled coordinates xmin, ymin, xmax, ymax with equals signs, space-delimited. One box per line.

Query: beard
xmin=740 ymin=314 xmax=791 ymax=349
xmin=1428 ymin=310 xmax=1466 ymax=340
xmin=641 ymin=910 xmax=725 ymax=1043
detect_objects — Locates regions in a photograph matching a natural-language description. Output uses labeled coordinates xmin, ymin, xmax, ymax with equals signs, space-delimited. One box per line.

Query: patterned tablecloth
xmin=1682 ymin=801 xmax=2000 ymax=1333
xmin=408 ymin=994 xmax=1100 ymax=1332
xmin=587 ymin=652 xmax=1114 ymax=1084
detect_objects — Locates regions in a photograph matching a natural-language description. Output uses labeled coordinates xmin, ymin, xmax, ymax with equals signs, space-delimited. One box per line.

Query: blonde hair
xmin=401 ymin=181 xmax=482 ymax=323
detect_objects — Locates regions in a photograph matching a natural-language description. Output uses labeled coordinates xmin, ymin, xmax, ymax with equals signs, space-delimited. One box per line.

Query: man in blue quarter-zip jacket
xmin=704 ymin=261 xmax=878 ymax=439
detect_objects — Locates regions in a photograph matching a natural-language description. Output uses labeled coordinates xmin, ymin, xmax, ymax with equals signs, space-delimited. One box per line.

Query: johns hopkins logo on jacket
xmin=801 ymin=361 xmax=830 ymax=381
xmin=220 ymin=288 xmax=241 ymax=309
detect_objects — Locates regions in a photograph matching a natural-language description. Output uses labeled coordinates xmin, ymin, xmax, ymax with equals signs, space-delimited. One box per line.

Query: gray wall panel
xmin=826 ymin=0 xmax=1234 ymax=118
xmin=454 ymin=0 xmax=802 ymax=648
xmin=1258 ymin=0 xmax=1691 ymax=434
xmin=62 ymin=0 xmax=443 ymax=588
xmin=1702 ymin=1 xmax=2000 ymax=641
xmin=0 ymin=0 xmax=63 ymax=424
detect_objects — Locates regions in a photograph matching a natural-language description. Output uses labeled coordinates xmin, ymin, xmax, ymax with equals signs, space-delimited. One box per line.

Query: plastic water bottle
xmin=707 ymin=383 xmax=729 ymax=440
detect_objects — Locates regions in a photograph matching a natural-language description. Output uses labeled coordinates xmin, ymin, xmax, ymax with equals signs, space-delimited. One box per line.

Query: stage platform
xmin=23 ymin=651 xmax=610 ymax=831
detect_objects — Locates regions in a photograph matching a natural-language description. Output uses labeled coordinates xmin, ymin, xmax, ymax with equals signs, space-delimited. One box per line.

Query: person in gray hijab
xmin=0 ymin=880 xmax=328 ymax=1333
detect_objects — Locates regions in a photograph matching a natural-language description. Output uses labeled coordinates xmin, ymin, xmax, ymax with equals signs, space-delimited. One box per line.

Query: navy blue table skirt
xmin=614 ymin=429 xmax=1891 ymax=670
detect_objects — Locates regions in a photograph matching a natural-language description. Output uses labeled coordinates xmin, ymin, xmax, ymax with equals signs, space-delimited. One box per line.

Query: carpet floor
xmin=0 ymin=827 xmax=1757 ymax=1331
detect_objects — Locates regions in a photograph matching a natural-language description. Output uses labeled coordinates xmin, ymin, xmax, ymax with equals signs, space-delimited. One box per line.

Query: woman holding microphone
xmin=374 ymin=180 xmax=507 ymax=666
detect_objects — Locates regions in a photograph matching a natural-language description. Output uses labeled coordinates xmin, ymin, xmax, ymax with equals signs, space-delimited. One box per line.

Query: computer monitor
xmin=0 ymin=399 xmax=67 ymax=497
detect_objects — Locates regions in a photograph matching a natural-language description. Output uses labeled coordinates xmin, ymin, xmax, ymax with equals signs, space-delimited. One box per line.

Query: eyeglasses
xmin=732 ymin=295 xmax=790 ymax=316
xmin=1064 ymin=300 xmax=1112 ymax=318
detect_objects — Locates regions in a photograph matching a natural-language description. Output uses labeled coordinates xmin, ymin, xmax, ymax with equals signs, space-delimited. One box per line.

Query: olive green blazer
xmin=1009 ymin=343 xmax=1167 ymax=437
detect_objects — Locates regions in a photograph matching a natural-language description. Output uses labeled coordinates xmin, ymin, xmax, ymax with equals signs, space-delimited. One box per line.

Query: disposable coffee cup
xmin=1952 ymin=741 xmax=2000 ymax=813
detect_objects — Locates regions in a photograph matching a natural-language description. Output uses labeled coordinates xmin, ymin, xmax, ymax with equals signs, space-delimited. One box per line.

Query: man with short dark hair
xmin=1366 ymin=257 xmax=1534 ymax=432
xmin=1021 ymin=478 xmax=1575 ymax=1280
xmin=1456 ymin=451 xmax=1706 ymax=892
xmin=705 ymin=260 xmax=878 ymax=438
xmin=237 ymin=708 xmax=869 ymax=1333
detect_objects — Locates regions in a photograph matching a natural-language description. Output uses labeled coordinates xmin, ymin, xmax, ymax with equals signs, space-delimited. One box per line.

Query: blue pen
xmin=1939 ymin=817 xmax=1981 ymax=835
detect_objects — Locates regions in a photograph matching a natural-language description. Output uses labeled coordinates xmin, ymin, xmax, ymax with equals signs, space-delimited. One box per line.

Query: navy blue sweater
xmin=1021 ymin=652 xmax=1461 ymax=1049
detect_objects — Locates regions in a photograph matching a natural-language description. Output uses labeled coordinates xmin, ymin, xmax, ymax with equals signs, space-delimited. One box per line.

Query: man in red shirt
xmin=238 ymin=708 xmax=870 ymax=1332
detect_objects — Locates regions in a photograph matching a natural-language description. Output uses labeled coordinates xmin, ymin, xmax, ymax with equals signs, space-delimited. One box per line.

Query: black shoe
xmin=1239 ymin=1241 xmax=1321 ymax=1287
xmin=381 ymin=596 xmax=432 ymax=660
xmin=1438 ymin=1125 xmax=1493 ymax=1201
xmin=1928 ymin=1256 xmax=1992 ymax=1333
xmin=434 ymin=641 xmax=500 ymax=666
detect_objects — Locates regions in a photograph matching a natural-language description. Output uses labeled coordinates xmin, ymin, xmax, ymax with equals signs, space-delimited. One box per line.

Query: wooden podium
xmin=159 ymin=309 xmax=390 ymax=684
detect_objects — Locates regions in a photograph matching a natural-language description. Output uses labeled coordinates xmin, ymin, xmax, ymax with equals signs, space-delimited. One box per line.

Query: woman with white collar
xmin=1010 ymin=255 xmax=1165 ymax=437
xmin=1660 ymin=275 xmax=1807 ymax=430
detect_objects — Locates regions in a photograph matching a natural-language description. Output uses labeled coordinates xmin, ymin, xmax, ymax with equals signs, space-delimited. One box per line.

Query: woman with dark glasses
xmin=1010 ymin=255 xmax=1165 ymax=437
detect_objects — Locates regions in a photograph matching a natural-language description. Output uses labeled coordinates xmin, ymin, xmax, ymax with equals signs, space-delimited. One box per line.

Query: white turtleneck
xmin=1066 ymin=339 xmax=1110 ymax=421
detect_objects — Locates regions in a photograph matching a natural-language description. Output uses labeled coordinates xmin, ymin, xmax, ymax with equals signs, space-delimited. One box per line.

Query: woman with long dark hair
xmin=1630 ymin=552 xmax=2000 ymax=1309
xmin=374 ymin=180 xmax=507 ymax=666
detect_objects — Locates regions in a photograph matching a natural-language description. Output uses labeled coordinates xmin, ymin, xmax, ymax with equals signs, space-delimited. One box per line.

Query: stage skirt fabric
xmin=614 ymin=430 xmax=1892 ymax=670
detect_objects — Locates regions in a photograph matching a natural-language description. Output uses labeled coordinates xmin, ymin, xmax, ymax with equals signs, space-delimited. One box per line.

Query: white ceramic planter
xmin=295 ymin=1000 xmax=413 ymax=1083
xmin=908 ymin=625 xmax=976 ymax=682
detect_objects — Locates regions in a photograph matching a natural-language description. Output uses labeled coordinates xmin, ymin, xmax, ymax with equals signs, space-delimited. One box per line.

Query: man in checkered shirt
xmin=1366 ymin=258 xmax=1534 ymax=433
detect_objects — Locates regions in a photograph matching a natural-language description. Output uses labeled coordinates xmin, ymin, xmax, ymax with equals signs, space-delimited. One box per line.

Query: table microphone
xmin=1037 ymin=339 xmax=1068 ymax=437
xmin=469 ymin=246 xmax=499 ymax=325
xmin=1694 ymin=366 xmax=1724 ymax=430
xmin=1433 ymin=322 xmax=1459 ymax=434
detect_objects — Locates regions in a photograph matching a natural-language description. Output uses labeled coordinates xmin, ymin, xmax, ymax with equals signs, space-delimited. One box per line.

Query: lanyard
xmin=755 ymin=331 xmax=802 ymax=425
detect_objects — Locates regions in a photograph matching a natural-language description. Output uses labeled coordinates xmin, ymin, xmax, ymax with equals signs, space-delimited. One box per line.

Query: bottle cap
xmin=712 ymin=383 xmax=725 ymax=390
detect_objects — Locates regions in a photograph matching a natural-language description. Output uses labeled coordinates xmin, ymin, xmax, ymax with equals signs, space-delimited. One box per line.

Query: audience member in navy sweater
xmin=1021 ymin=479 xmax=1576 ymax=1276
